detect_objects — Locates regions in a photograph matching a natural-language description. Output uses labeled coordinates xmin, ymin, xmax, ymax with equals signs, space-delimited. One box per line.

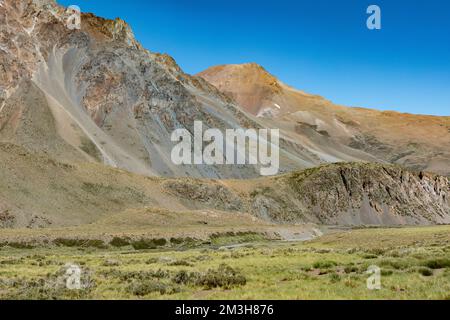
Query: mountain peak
xmin=197 ymin=63 xmax=283 ymax=115
xmin=198 ymin=62 xmax=276 ymax=81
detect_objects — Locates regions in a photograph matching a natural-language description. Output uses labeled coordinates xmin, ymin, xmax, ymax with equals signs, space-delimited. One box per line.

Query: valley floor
xmin=0 ymin=225 xmax=449 ymax=299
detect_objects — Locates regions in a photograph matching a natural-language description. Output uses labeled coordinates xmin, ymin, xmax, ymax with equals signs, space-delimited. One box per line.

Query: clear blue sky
xmin=58 ymin=0 xmax=450 ymax=116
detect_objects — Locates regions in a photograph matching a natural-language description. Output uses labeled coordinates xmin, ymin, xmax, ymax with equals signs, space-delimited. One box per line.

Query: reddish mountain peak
xmin=197 ymin=63 xmax=283 ymax=115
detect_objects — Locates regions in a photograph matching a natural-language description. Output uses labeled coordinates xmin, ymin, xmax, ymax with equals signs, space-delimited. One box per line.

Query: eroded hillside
xmin=0 ymin=0 xmax=323 ymax=179
xmin=198 ymin=63 xmax=450 ymax=175
xmin=1 ymin=142 xmax=448 ymax=228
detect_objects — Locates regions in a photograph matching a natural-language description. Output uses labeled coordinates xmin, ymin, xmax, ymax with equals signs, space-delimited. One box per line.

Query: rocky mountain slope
xmin=198 ymin=63 xmax=450 ymax=176
xmin=0 ymin=142 xmax=448 ymax=228
xmin=0 ymin=0 xmax=333 ymax=179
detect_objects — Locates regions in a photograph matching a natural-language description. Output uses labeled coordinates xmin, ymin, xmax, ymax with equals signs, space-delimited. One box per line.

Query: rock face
xmin=246 ymin=163 xmax=450 ymax=225
xmin=160 ymin=162 xmax=450 ymax=226
xmin=198 ymin=64 xmax=450 ymax=176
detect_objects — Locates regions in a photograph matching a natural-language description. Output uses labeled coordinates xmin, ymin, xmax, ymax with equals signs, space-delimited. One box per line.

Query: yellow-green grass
xmin=0 ymin=225 xmax=448 ymax=300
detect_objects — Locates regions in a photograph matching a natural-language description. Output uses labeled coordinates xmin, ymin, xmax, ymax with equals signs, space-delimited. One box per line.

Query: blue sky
xmin=58 ymin=0 xmax=450 ymax=116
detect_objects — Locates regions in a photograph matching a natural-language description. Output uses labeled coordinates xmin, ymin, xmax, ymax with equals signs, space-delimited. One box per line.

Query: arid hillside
xmin=198 ymin=63 xmax=450 ymax=176
xmin=1 ymin=142 xmax=448 ymax=229
xmin=0 ymin=0 xmax=331 ymax=179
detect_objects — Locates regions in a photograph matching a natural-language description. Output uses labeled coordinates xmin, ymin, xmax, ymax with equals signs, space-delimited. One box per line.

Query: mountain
xmin=198 ymin=63 xmax=450 ymax=176
xmin=0 ymin=0 xmax=342 ymax=179
xmin=0 ymin=0 xmax=448 ymax=229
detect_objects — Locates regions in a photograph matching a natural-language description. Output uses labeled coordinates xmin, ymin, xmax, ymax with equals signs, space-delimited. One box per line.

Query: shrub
xmin=172 ymin=270 xmax=190 ymax=285
xmin=381 ymin=269 xmax=393 ymax=276
xmin=329 ymin=273 xmax=341 ymax=283
xmin=84 ymin=239 xmax=108 ymax=249
xmin=344 ymin=266 xmax=359 ymax=274
xmin=362 ymin=254 xmax=378 ymax=259
xmin=379 ymin=259 xmax=411 ymax=270
xmin=53 ymin=238 xmax=107 ymax=249
xmin=172 ymin=270 xmax=192 ymax=284
xmin=6 ymin=242 xmax=35 ymax=249
xmin=195 ymin=264 xmax=246 ymax=289
xmin=127 ymin=280 xmax=176 ymax=296
xmin=194 ymin=255 xmax=211 ymax=262
xmin=153 ymin=238 xmax=168 ymax=246
xmin=5 ymin=265 xmax=95 ymax=299
xmin=422 ymin=258 xmax=450 ymax=269
xmin=109 ymin=237 xmax=130 ymax=247
xmin=170 ymin=237 xmax=199 ymax=248
xmin=53 ymin=238 xmax=84 ymax=247
xmin=167 ymin=259 xmax=193 ymax=267
xmin=145 ymin=257 xmax=158 ymax=265
xmin=312 ymin=261 xmax=337 ymax=269
xmin=113 ymin=269 xmax=171 ymax=282
xmin=102 ymin=259 xmax=120 ymax=267
xmin=172 ymin=270 xmax=201 ymax=285
xmin=417 ymin=267 xmax=433 ymax=276
xmin=131 ymin=238 xmax=167 ymax=250
xmin=170 ymin=237 xmax=184 ymax=245
xmin=366 ymin=248 xmax=386 ymax=256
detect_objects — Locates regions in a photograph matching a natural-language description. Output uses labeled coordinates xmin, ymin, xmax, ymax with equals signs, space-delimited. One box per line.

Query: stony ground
xmin=0 ymin=225 xmax=448 ymax=300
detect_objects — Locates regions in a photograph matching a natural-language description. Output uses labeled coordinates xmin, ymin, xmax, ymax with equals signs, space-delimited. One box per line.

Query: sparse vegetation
xmin=53 ymin=238 xmax=107 ymax=249
xmin=417 ymin=267 xmax=433 ymax=277
xmin=109 ymin=237 xmax=131 ymax=247
xmin=210 ymin=232 xmax=266 ymax=246
xmin=313 ymin=260 xmax=337 ymax=269
xmin=422 ymin=258 xmax=450 ymax=269
xmin=131 ymin=238 xmax=167 ymax=250
xmin=0 ymin=226 xmax=448 ymax=299
xmin=194 ymin=264 xmax=247 ymax=289
xmin=79 ymin=137 xmax=102 ymax=161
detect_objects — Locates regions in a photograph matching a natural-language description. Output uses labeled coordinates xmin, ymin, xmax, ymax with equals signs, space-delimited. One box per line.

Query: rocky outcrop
xmin=162 ymin=179 xmax=243 ymax=211
xmin=161 ymin=163 xmax=450 ymax=226
xmin=247 ymin=163 xmax=450 ymax=225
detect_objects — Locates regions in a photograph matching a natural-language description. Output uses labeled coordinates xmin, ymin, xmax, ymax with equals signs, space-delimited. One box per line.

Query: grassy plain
xmin=0 ymin=225 xmax=448 ymax=300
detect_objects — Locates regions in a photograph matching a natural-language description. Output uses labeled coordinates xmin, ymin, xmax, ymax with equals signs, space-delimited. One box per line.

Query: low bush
xmin=422 ymin=258 xmax=450 ymax=269
xmin=344 ymin=265 xmax=359 ymax=274
xmin=102 ymin=259 xmax=120 ymax=267
xmin=53 ymin=238 xmax=107 ymax=249
xmin=195 ymin=264 xmax=247 ymax=289
xmin=167 ymin=259 xmax=193 ymax=267
xmin=5 ymin=242 xmax=35 ymax=249
xmin=417 ymin=267 xmax=434 ymax=276
xmin=329 ymin=273 xmax=341 ymax=283
xmin=126 ymin=280 xmax=178 ymax=296
xmin=312 ymin=261 xmax=337 ymax=269
xmin=109 ymin=237 xmax=131 ymax=247
xmin=381 ymin=269 xmax=393 ymax=276
xmin=379 ymin=259 xmax=412 ymax=270
xmin=172 ymin=270 xmax=200 ymax=285
xmin=131 ymin=238 xmax=167 ymax=250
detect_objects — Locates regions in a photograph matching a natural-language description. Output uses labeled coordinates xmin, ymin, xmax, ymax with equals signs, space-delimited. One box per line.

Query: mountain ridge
xmin=198 ymin=63 xmax=450 ymax=175
xmin=1 ymin=0 xmax=338 ymax=178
